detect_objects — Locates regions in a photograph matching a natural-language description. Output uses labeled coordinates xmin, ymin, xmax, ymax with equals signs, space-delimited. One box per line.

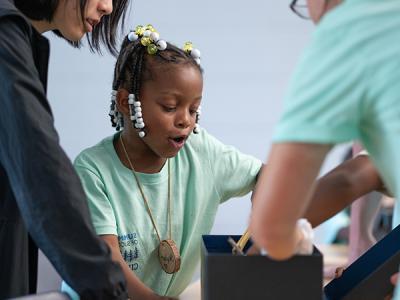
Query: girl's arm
xmin=250 ymin=143 xmax=330 ymax=260
xmin=305 ymin=154 xmax=384 ymax=227
xmin=101 ymin=235 xmax=177 ymax=300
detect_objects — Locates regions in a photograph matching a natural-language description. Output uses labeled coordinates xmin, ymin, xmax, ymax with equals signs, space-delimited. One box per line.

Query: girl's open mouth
xmin=168 ymin=136 xmax=186 ymax=149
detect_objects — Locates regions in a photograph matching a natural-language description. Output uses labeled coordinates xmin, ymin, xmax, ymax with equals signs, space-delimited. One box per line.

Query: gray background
xmin=38 ymin=0 xmax=349 ymax=292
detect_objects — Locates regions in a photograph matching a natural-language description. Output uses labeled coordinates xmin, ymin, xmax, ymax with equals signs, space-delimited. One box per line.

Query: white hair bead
xmin=157 ymin=40 xmax=167 ymax=50
xmin=135 ymin=112 xmax=142 ymax=118
xmin=150 ymin=32 xmax=160 ymax=42
xmin=137 ymin=123 xmax=145 ymax=129
xmin=191 ymin=49 xmax=201 ymax=59
xmin=135 ymin=107 xmax=142 ymax=112
xmin=193 ymin=125 xmax=200 ymax=134
xmin=194 ymin=58 xmax=201 ymax=65
xmin=128 ymin=99 xmax=134 ymax=104
xmin=139 ymin=131 xmax=146 ymax=138
xmin=136 ymin=118 xmax=143 ymax=123
xmin=111 ymin=90 xmax=117 ymax=96
xmin=134 ymin=101 xmax=141 ymax=107
xmin=128 ymin=94 xmax=135 ymax=99
xmin=130 ymin=115 xmax=136 ymax=120
xmin=143 ymin=30 xmax=151 ymax=37
xmin=128 ymin=32 xmax=138 ymax=41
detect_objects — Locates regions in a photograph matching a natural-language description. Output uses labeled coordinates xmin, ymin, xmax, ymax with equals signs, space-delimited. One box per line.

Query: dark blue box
xmin=324 ymin=225 xmax=400 ymax=300
xmin=201 ymin=235 xmax=323 ymax=300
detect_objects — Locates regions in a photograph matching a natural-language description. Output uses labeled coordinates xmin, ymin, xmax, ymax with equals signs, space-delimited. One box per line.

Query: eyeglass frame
xmin=290 ymin=0 xmax=310 ymax=19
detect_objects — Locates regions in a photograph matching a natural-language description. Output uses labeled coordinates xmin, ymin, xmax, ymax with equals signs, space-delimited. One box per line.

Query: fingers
xmin=334 ymin=267 xmax=345 ymax=279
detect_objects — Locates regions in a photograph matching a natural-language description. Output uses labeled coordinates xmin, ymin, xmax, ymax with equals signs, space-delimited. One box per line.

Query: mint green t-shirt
xmin=62 ymin=128 xmax=261 ymax=298
xmin=274 ymin=0 xmax=400 ymax=223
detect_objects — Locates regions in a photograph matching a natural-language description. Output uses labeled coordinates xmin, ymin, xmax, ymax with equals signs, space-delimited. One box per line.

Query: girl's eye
xmin=163 ymin=106 xmax=176 ymax=112
xmin=189 ymin=109 xmax=197 ymax=115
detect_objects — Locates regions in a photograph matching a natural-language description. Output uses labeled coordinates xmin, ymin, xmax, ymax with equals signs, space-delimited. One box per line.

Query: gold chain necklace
xmin=119 ymin=134 xmax=181 ymax=274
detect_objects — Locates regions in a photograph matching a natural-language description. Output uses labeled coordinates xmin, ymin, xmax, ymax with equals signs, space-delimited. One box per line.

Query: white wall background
xmin=38 ymin=0 xmax=349 ymax=292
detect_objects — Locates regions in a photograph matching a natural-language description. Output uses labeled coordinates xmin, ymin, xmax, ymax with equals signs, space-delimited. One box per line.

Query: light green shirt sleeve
xmin=74 ymin=161 xmax=118 ymax=236
xmin=202 ymin=130 xmax=262 ymax=203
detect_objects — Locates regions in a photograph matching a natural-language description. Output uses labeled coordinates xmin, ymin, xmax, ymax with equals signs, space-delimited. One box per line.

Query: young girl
xmin=62 ymin=24 xmax=263 ymax=300
xmin=0 ymin=0 xmax=130 ymax=298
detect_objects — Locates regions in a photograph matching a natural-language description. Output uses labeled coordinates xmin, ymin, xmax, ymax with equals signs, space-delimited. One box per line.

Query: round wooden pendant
xmin=158 ymin=239 xmax=181 ymax=274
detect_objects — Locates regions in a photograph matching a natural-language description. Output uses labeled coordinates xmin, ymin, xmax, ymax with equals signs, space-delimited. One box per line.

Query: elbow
xmin=347 ymin=156 xmax=382 ymax=194
xmin=250 ymin=220 xmax=297 ymax=261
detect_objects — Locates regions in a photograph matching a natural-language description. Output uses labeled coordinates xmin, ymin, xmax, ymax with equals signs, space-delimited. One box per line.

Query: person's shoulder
xmin=74 ymin=135 xmax=115 ymax=169
xmin=0 ymin=2 xmax=32 ymax=36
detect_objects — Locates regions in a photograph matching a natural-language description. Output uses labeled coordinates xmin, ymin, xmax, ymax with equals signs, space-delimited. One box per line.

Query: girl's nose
xmin=176 ymin=111 xmax=191 ymax=129
xmin=98 ymin=0 xmax=113 ymax=15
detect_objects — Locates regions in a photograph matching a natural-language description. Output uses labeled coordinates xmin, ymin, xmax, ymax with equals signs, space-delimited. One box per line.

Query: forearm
xmin=250 ymin=143 xmax=329 ymax=260
xmin=117 ymin=255 xmax=155 ymax=299
xmin=102 ymin=236 xmax=159 ymax=300
xmin=304 ymin=155 xmax=382 ymax=227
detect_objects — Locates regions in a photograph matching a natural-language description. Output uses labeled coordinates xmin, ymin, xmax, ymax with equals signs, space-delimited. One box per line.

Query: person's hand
xmin=295 ymin=218 xmax=314 ymax=255
xmin=247 ymin=219 xmax=314 ymax=256
xmin=334 ymin=267 xmax=345 ymax=278
xmin=246 ymin=244 xmax=261 ymax=255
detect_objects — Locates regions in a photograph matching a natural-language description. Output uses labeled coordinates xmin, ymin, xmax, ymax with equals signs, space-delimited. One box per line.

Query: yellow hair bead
xmin=147 ymin=44 xmax=158 ymax=55
xmin=135 ymin=25 xmax=145 ymax=36
xmin=141 ymin=36 xmax=152 ymax=46
xmin=183 ymin=41 xmax=193 ymax=53
xmin=146 ymin=24 xmax=156 ymax=32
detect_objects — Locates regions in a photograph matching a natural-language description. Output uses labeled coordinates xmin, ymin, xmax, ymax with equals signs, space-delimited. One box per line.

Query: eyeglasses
xmin=290 ymin=0 xmax=310 ymax=19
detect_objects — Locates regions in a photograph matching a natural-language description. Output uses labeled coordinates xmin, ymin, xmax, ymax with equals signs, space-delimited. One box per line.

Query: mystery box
xmin=201 ymin=235 xmax=323 ymax=300
xmin=324 ymin=224 xmax=400 ymax=300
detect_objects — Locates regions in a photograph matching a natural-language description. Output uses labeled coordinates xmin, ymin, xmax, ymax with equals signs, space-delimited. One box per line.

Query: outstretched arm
xmin=305 ymin=154 xmax=384 ymax=227
xmin=250 ymin=143 xmax=330 ymax=260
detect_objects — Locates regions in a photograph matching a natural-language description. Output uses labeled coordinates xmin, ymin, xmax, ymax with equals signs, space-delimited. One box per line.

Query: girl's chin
xmin=62 ymin=29 xmax=85 ymax=42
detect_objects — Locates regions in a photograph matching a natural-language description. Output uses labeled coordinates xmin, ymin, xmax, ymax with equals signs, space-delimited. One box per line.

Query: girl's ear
xmin=116 ymin=89 xmax=130 ymax=116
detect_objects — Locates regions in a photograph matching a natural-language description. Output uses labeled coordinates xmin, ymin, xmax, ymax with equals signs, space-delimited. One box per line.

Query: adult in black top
xmin=0 ymin=0 xmax=130 ymax=298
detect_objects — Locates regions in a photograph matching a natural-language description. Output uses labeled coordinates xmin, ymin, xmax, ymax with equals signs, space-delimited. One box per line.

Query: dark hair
xmin=14 ymin=0 xmax=129 ymax=56
xmin=110 ymin=35 xmax=203 ymax=129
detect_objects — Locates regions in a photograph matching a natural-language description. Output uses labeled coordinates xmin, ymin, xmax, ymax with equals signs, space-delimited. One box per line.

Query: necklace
xmin=119 ymin=134 xmax=181 ymax=274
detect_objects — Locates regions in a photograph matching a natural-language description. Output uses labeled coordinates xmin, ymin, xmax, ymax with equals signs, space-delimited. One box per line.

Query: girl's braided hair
xmin=109 ymin=32 xmax=203 ymax=130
